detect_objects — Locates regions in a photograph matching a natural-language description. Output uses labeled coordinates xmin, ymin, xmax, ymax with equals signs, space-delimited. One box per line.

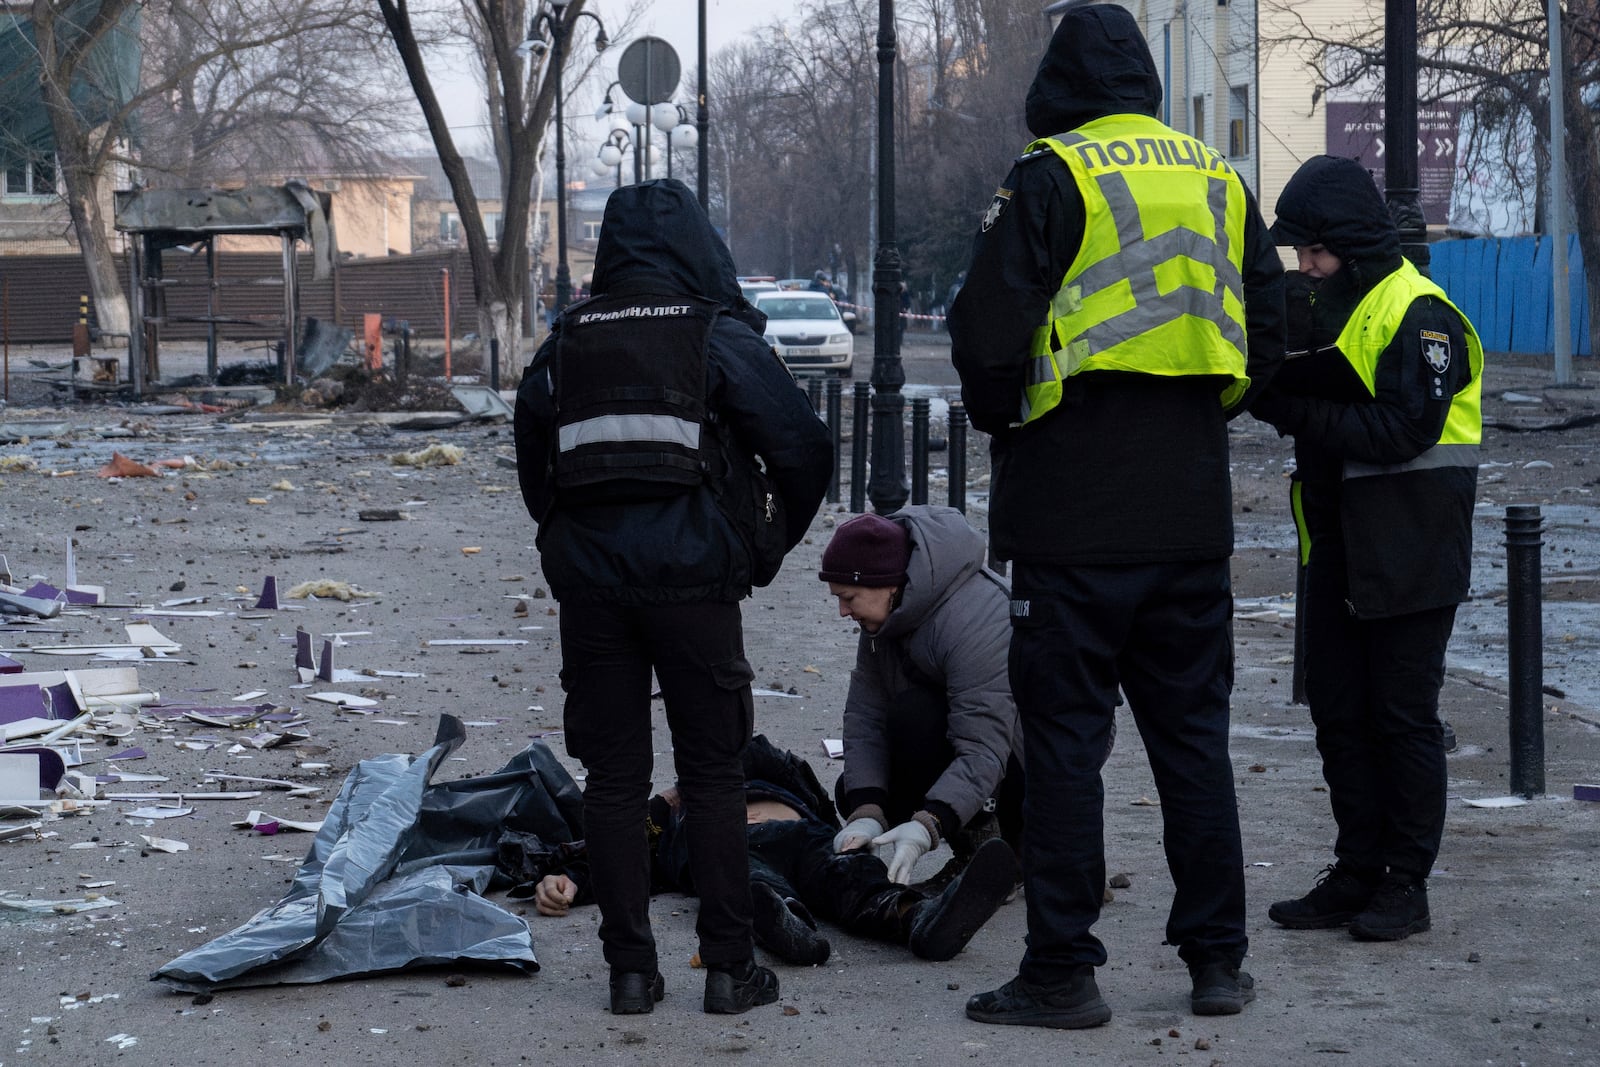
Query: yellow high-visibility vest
xmin=1334 ymin=258 xmax=1483 ymax=480
xmin=1022 ymin=114 xmax=1250 ymax=425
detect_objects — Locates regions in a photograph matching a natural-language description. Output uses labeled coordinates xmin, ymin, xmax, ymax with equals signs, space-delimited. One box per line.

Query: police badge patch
xmin=982 ymin=188 xmax=1012 ymax=232
xmin=1421 ymin=329 xmax=1451 ymax=373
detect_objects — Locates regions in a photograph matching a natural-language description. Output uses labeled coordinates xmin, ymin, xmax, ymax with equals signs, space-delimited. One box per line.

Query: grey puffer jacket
xmin=839 ymin=505 xmax=1018 ymax=837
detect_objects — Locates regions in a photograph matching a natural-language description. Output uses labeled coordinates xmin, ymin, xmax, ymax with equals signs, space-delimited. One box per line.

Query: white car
xmin=752 ymin=291 xmax=854 ymax=377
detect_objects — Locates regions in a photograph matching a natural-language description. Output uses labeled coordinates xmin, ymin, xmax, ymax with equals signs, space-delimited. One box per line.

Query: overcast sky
xmin=423 ymin=0 xmax=788 ymax=158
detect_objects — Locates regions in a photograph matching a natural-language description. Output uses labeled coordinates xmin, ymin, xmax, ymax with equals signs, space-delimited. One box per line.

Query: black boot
xmin=908 ymin=838 xmax=1018 ymax=961
xmin=751 ymin=882 xmax=831 ymax=965
xmin=1349 ymin=874 xmax=1430 ymax=941
xmin=703 ymin=959 xmax=780 ymax=1014
xmin=609 ymin=970 xmax=664 ymax=1015
xmin=1267 ymin=864 xmax=1379 ymax=929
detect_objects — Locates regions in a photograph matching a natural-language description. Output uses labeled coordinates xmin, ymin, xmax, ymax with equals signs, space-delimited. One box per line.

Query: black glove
xmin=1247 ymin=386 xmax=1296 ymax=432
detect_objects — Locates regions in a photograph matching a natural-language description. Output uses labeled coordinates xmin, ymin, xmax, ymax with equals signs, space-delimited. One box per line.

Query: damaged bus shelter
xmin=113 ymin=182 xmax=335 ymax=395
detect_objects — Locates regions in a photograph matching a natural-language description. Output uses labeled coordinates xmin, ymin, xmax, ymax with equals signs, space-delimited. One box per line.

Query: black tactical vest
xmin=551 ymin=292 xmax=718 ymax=498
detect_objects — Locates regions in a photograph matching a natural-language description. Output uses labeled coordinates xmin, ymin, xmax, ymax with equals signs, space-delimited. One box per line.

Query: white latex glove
xmin=833 ymin=816 xmax=885 ymax=853
xmin=873 ymin=820 xmax=933 ymax=884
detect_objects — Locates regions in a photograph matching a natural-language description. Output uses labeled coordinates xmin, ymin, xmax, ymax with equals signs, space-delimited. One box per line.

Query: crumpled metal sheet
xmin=151 ymin=714 xmax=581 ymax=991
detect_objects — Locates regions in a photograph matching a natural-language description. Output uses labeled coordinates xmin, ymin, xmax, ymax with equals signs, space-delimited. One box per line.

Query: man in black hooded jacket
xmin=515 ymin=179 xmax=831 ymax=1016
xmin=949 ymin=4 xmax=1285 ymax=1028
xmin=1250 ymin=156 xmax=1481 ymax=943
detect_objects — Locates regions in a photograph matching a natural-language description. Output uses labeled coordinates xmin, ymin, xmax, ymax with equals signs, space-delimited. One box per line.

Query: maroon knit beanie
xmin=818 ymin=514 xmax=911 ymax=587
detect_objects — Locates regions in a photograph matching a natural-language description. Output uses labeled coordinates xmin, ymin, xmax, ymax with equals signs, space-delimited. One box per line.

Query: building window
xmin=440 ymin=211 xmax=460 ymax=243
xmin=1228 ymin=86 xmax=1250 ymax=158
xmin=483 ymin=211 xmax=502 ymax=241
xmin=582 ymin=220 xmax=601 ymax=241
xmin=1192 ymin=96 xmax=1206 ymax=142
xmin=3 ymin=155 xmax=57 ymax=198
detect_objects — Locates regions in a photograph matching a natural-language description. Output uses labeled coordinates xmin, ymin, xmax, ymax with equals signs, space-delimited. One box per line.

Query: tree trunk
xmin=477 ymin=296 xmax=525 ymax=379
xmin=35 ymin=0 xmax=132 ymax=342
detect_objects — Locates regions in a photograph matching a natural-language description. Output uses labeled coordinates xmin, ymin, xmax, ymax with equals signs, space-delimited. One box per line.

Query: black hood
xmin=1025 ymin=4 xmax=1162 ymax=137
xmin=589 ymin=178 xmax=764 ymax=330
xmin=1270 ymin=155 xmax=1400 ymax=266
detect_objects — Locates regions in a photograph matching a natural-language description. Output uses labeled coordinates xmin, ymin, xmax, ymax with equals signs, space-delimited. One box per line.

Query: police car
xmin=753 ymin=290 xmax=854 ymax=377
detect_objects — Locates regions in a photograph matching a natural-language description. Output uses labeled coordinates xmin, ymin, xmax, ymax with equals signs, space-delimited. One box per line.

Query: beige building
xmin=212 ymin=170 xmax=418 ymax=259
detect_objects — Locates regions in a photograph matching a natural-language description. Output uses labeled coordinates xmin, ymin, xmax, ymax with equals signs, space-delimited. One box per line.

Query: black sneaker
xmin=1267 ymin=865 xmax=1377 ymax=929
xmin=909 ymin=837 xmax=1018 ymax=961
xmin=609 ymin=970 xmax=664 ymax=1015
xmin=703 ymin=959 xmax=780 ymax=1014
xmin=1349 ymin=875 xmax=1430 ymax=941
xmin=1190 ymin=960 xmax=1256 ymax=1016
xmin=965 ymin=969 xmax=1111 ymax=1029
xmin=1441 ymin=720 xmax=1458 ymax=753
xmin=751 ymin=882 xmax=831 ymax=965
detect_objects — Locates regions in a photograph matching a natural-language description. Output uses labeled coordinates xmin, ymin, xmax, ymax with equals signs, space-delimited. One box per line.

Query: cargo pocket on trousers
xmin=712 ymin=655 xmax=757 ymax=742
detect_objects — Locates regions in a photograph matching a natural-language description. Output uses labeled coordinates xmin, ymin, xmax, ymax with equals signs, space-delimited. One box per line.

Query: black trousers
xmin=1009 ymin=560 xmax=1245 ymax=982
xmin=746 ymin=819 xmax=913 ymax=943
xmin=560 ymin=600 xmax=755 ymax=972
xmin=1303 ymin=537 xmax=1453 ymax=881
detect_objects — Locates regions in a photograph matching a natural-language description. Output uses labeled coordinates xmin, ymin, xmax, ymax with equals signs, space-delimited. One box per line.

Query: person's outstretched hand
xmin=535 ymin=874 xmax=578 ymax=916
xmin=873 ymin=821 xmax=933 ymax=884
xmin=832 ymin=816 xmax=885 ymax=853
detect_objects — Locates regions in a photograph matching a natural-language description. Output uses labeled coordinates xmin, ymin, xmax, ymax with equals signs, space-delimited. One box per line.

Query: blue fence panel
xmin=1527 ymin=236 xmax=1554 ymax=353
xmin=1431 ymin=235 xmax=1591 ymax=356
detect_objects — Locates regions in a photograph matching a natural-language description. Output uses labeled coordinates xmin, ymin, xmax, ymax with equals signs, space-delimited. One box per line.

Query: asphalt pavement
xmin=0 ymin=343 xmax=1597 ymax=1066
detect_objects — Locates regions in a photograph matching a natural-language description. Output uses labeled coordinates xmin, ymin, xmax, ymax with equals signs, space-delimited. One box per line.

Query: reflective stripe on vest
xmin=1332 ymin=259 xmax=1484 ymax=481
xmin=1021 ymin=116 xmax=1251 ymax=424
xmin=558 ymin=412 xmax=702 ymax=453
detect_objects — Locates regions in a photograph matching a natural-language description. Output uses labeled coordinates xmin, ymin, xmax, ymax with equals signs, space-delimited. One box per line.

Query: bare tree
xmin=703 ymin=0 xmax=1048 ymax=308
xmin=378 ymin=0 xmax=617 ymax=364
xmin=135 ymin=1 xmax=408 ymax=186
xmin=10 ymin=0 xmax=398 ymax=340
xmin=1260 ymin=0 xmax=1600 ymax=352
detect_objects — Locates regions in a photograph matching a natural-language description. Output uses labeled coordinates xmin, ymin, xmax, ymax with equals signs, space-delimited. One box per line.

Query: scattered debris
xmin=233 ymin=810 xmax=324 ymax=834
xmin=97 ymin=452 xmax=161 ymax=478
xmin=285 ymin=580 xmax=382 ymax=601
xmin=389 ymin=443 xmax=465 ymax=467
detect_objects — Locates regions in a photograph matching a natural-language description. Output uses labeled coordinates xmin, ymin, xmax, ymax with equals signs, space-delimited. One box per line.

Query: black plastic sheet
xmin=153 ymin=715 xmax=584 ymax=991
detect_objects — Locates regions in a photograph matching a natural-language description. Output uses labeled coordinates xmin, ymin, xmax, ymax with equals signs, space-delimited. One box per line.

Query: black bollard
xmin=807 ymin=375 xmax=823 ymax=413
xmin=490 ymin=337 xmax=501 ymax=392
xmin=850 ymin=381 xmax=870 ymax=513
xmin=948 ymin=401 xmax=968 ymax=513
xmin=911 ymin=396 xmax=930 ymax=506
xmin=400 ymin=327 xmax=411 ymax=385
xmin=1505 ymin=505 xmax=1545 ymax=797
xmin=825 ymin=377 xmax=842 ymax=504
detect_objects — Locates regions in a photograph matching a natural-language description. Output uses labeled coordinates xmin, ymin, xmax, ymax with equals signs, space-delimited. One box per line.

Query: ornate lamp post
xmin=595 ymin=129 xmax=633 ymax=187
xmin=868 ymin=0 xmax=906 ymax=513
xmin=649 ymin=102 xmax=698 ymax=180
xmin=529 ymin=0 xmax=608 ymax=314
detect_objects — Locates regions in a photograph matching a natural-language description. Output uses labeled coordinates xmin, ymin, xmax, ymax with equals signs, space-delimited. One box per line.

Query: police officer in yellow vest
xmin=949 ymin=5 xmax=1286 ymax=1029
xmin=1250 ymin=155 xmax=1481 ymax=944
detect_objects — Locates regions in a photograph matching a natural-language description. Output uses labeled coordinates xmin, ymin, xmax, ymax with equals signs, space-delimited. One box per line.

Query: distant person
xmin=819 ymin=507 xmax=1023 ymax=890
xmin=948 ymin=4 xmax=1285 ymax=1028
xmin=515 ymin=179 xmax=831 ymax=1016
xmin=1251 ymin=155 xmax=1482 ymax=943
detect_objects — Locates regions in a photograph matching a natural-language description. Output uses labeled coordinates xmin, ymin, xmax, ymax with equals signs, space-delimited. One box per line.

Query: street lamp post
xmin=649 ymin=102 xmax=698 ymax=180
xmin=1383 ymin=0 xmax=1427 ymax=273
xmin=530 ymin=0 xmax=607 ymax=314
xmin=596 ymin=129 xmax=632 ymax=187
xmin=868 ymin=0 xmax=907 ymax=514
